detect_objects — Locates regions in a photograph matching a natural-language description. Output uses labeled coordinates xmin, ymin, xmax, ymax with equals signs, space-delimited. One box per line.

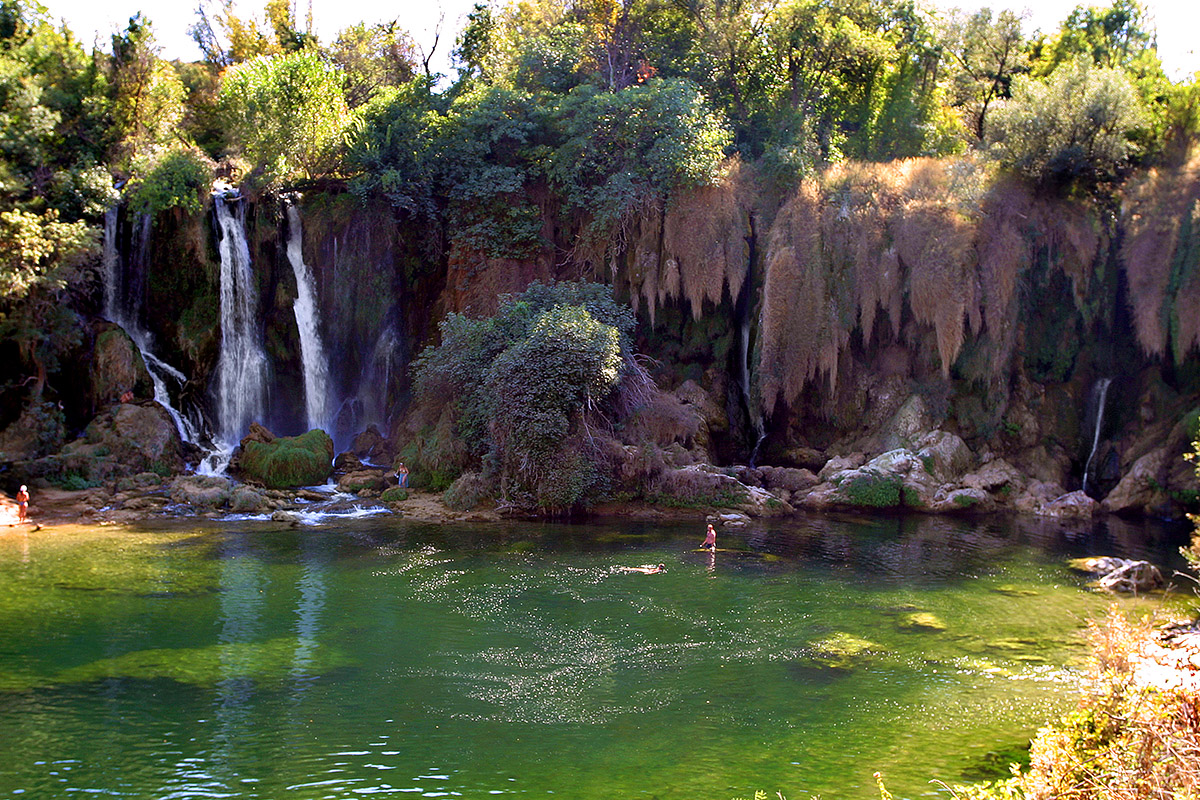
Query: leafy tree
xmin=190 ymin=0 xmax=316 ymax=67
xmin=218 ymin=50 xmax=350 ymax=182
xmin=453 ymin=2 xmax=497 ymax=84
xmin=986 ymin=55 xmax=1144 ymax=190
xmin=330 ymin=21 xmax=417 ymax=108
xmin=940 ymin=7 xmax=1027 ymax=141
xmin=125 ymin=146 xmax=215 ymax=215
xmin=107 ymin=14 xmax=186 ymax=169
xmin=1031 ymin=0 xmax=1154 ymax=76
xmin=549 ymin=77 xmax=730 ymax=258
xmin=412 ymin=281 xmax=636 ymax=512
xmin=0 ymin=207 xmax=97 ymax=395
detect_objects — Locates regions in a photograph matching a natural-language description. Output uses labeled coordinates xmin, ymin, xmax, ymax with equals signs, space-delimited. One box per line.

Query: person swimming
xmin=619 ymin=564 xmax=666 ymax=574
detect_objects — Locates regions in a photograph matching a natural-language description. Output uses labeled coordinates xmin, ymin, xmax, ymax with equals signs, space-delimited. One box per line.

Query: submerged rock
xmin=898 ymin=612 xmax=947 ymax=632
xmin=802 ymin=632 xmax=884 ymax=671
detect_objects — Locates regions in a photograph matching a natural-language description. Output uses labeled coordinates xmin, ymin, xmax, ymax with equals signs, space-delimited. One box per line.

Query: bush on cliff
xmin=238 ymin=429 xmax=334 ymax=489
xmin=409 ymin=281 xmax=636 ymax=513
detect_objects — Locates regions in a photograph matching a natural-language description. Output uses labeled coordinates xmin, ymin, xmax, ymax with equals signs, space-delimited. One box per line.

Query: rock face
xmin=0 ymin=401 xmax=66 ymax=463
xmin=89 ymin=322 xmax=153 ymax=410
xmin=234 ymin=427 xmax=335 ymax=489
xmin=34 ymin=402 xmax=185 ymax=486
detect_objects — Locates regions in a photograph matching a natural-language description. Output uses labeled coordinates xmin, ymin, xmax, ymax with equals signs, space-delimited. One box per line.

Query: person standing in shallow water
xmin=702 ymin=523 xmax=716 ymax=550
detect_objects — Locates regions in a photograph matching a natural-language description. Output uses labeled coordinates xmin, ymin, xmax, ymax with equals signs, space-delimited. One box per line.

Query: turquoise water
xmin=0 ymin=513 xmax=1186 ymax=800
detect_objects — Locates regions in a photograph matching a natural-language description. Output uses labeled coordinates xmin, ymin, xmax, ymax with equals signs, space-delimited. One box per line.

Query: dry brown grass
xmin=1016 ymin=608 xmax=1200 ymax=800
xmin=1121 ymin=156 xmax=1200 ymax=360
xmin=661 ymin=159 xmax=752 ymax=319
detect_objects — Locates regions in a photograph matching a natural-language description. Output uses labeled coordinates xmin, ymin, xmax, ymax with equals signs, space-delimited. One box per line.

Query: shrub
xmin=838 ymin=471 xmax=903 ymax=508
xmin=380 ymin=486 xmax=408 ymax=503
xmin=218 ymin=51 xmax=350 ymax=182
xmin=126 ymin=147 xmax=215 ymax=215
xmin=411 ymin=281 xmax=641 ymax=513
xmin=441 ymin=471 xmax=490 ymax=510
xmin=986 ymin=56 xmax=1144 ymax=190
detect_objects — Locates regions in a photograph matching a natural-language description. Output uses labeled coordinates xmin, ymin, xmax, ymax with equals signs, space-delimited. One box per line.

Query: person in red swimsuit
xmin=16 ymin=485 xmax=29 ymax=522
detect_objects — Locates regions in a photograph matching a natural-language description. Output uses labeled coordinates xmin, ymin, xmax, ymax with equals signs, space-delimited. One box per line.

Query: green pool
xmin=0 ymin=512 xmax=1185 ymax=799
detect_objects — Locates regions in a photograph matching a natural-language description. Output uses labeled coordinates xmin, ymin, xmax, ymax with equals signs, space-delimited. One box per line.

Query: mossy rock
xmin=238 ymin=429 xmax=334 ymax=489
xmin=380 ymin=487 xmax=408 ymax=503
xmin=837 ymin=471 xmax=903 ymax=508
xmin=803 ymin=632 xmax=883 ymax=671
xmin=0 ymin=636 xmax=356 ymax=692
xmin=898 ymin=612 xmax=947 ymax=632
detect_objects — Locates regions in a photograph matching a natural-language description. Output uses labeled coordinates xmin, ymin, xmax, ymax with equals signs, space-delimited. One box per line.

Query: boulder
xmin=332 ymin=452 xmax=364 ymax=476
xmin=1102 ymin=448 xmax=1169 ymax=515
xmin=350 ymin=424 xmax=393 ymax=463
xmin=1040 ymin=490 xmax=1098 ymax=519
xmin=818 ymin=453 xmax=866 ymax=482
xmin=914 ymin=431 xmax=974 ymax=483
xmin=229 ymin=485 xmax=270 ymax=513
xmin=962 ymin=459 xmax=1023 ymax=494
xmin=55 ymin=402 xmax=184 ymax=481
xmin=271 ymin=510 xmax=303 ymax=527
xmin=879 ymin=394 xmax=932 ymax=451
xmin=89 ymin=321 xmax=153 ymax=409
xmin=0 ymin=401 xmax=66 ymax=462
xmin=170 ymin=475 xmax=233 ymax=509
xmin=758 ymin=466 xmax=818 ymax=493
xmin=336 ymin=469 xmax=390 ymax=494
xmin=1070 ymin=556 xmax=1164 ymax=594
xmin=235 ymin=428 xmax=334 ymax=489
xmin=928 ymin=487 xmax=992 ymax=513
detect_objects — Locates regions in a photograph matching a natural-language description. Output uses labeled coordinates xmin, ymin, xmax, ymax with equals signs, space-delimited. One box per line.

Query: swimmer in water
xmin=620 ymin=564 xmax=666 ymax=574
xmin=701 ymin=523 xmax=716 ymax=550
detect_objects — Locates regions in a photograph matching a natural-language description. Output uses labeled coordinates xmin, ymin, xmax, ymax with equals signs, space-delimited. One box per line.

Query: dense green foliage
xmin=412 ymin=281 xmax=636 ymax=512
xmin=0 ymin=0 xmax=1197 ymax=446
xmin=237 ymin=428 xmax=335 ymax=488
xmin=218 ymin=51 xmax=350 ymax=182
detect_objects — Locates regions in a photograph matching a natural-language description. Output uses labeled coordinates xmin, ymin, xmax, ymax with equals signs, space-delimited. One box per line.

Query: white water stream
xmin=1083 ymin=377 xmax=1113 ymax=495
xmin=212 ymin=194 xmax=269 ymax=464
xmin=102 ymin=208 xmax=202 ymax=446
xmin=285 ymin=204 xmax=332 ymax=433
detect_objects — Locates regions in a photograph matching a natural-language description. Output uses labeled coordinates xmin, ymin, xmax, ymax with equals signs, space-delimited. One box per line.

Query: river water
xmin=0 ymin=513 xmax=1188 ymax=800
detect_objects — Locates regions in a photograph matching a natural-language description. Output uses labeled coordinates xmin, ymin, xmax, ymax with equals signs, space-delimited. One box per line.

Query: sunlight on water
xmin=0 ymin=514 xmax=1187 ymax=800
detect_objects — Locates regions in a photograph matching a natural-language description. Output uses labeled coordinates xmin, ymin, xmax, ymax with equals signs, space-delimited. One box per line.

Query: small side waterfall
xmin=213 ymin=193 xmax=269 ymax=452
xmin=284 ymin=204 xmax=332 ymax=433
xmin=1083 ymin=377 xmax=1113 ymax=495
xmin=102 ymin=207 xmax=201 ymax=445
xmin=332 ymin=321 xmax=401 ymax=453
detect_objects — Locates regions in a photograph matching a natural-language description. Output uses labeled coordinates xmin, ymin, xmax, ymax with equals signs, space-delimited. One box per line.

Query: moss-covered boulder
xmin=800 ymin=632 xmax=883 ymax=671
xmin=236 ymin=428 xmax=334 ymax=489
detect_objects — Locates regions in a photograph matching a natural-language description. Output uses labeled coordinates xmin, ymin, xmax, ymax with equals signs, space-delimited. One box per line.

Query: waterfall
xmin=102 ymin=208 xmax=118 ymax=319
xmin=284 ymin=204 xmax=332 ymax=433
xmin=1083 ymin=377 xmax=1113 ymax=495
xmin=101 ymin=207 xmax=202 ymax=446
xmin=213 ymin=194 xmax=269 ymax=451
xmin=331 ymin=321 xmax=400 ymax=453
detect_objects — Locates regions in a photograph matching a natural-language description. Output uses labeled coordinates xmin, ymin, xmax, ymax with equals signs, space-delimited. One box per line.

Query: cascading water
xmin=211 ymin=192 xmax=269 ymax=466
xmin=1083 ymin=377 xmax=1113 ymax=495
xmin=102 ymin=208 xmax=202 ymax=446
xmin=284 ymin=203 xmax=332 ymax=433
xmin=332 ymin=321 xmax=400 ymax=454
